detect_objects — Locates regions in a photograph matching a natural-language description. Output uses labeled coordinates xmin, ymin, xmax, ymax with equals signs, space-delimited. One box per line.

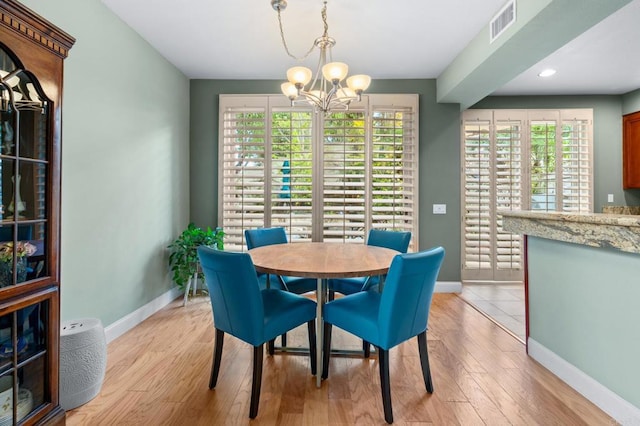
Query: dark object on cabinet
xmin=0 ymin=1 xmax=74 ymax=424
xmin=623 ymin=110 xmax=640 ymax=189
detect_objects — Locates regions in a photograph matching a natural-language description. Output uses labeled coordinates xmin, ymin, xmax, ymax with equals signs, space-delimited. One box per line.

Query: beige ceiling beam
xmin=437 ymin=0 xmax=633 ymax=109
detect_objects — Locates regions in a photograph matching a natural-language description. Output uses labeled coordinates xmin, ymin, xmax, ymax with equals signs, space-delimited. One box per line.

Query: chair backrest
xmin=197 ymin=246 xmax=265 ymax=346
xmin=367 ymin=229 xmax=411 ymax=253
xmin=245 ymin=227 xmax=288 ymax=250
xmin=377 ymin=246 xmax=445 ymax=349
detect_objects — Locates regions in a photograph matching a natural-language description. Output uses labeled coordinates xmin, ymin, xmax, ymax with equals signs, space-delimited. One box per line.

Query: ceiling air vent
xmin=490 ymin=0 xmax=516 ymax=43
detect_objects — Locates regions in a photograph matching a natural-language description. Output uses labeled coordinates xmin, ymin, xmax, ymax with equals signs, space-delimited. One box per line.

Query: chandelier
xmin=271 ymin=0 xmax=371 ymax=114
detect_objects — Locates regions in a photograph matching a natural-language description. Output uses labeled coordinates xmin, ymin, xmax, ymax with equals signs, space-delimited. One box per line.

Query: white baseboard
xmin=435 ymin=281 xmax=462 ymax=293
xmin=102 ymin=281 xmax=459 ymax=344
xmin=104 ymin=287 xmax=182 ymax=344
xmin=528 ymin=338 xmax=640 ymax=425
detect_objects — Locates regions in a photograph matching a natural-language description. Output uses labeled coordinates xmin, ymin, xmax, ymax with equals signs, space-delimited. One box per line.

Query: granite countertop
xmin=501 ymin=210 xmax=640 ymax=255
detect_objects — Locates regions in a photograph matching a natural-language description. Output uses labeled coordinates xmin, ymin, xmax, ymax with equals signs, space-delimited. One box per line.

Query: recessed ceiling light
xmin=538 ymin=69 xmax=556 ymax=77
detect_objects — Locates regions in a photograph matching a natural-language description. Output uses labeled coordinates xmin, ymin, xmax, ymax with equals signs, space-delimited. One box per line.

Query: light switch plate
xmin=608 ymin=194 xmax=614 ymax=203
xmin=433 ymin=204 xmax=447 ymax=214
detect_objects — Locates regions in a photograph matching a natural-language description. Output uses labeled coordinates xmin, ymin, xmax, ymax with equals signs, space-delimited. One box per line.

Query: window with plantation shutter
xmin=271 ymin=108 xmax=314 ymax=241
xmin=219 ymin=94 xmax=419 ymax=252
xmin=322 ymin=110 xmax=368 ymax=242
xmin=370 ymin=108 xmax=416 ymax=237
xmin=219 ymin=98 xmax=268 ymax=250
xmin=462 ymin=109 xmax=592 ymax=283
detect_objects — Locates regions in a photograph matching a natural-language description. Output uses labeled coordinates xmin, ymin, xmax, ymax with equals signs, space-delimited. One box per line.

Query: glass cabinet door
xmin=0 ymin=300 xmax=49 ymax=424
xmin=0 ymin=48 xmax=49 ymax=289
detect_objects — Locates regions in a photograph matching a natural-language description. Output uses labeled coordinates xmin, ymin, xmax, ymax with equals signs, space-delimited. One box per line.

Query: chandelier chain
xmin=276 ymin=7 xmax=315 ymax=61
xmin=276 ymin=1 xmax=330 ymax=61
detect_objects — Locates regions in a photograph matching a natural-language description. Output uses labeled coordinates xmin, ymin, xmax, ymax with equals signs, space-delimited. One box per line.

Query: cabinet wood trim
xmin=0 ymin=0 xmax=74 ymax=58
xmin=623 ymin=110 xmax=640 ymax=189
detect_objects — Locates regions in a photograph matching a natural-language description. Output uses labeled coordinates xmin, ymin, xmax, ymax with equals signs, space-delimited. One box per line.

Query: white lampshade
xmin=308 ymin=90 xmax=326 ymax=102
xmin=322 ymin=62 xmax=348 ymax=83
xmin=346 ymin=74 xmax=371 ymax=92
xmin=336 ymin=87 xmax=356 ymax=100
xmin=281 ymin=82 xmax=298 ymax=99
xmin=287 ymin=66 xmax=313 ymax=86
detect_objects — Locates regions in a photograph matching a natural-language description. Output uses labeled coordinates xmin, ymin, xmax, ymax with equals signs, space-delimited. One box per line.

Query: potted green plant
xmin=168 ymin=223 xmax=224 ymax=290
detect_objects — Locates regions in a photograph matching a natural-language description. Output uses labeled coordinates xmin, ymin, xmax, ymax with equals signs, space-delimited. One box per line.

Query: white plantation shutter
xmin=463 ymin=114 xmax=492 ymax=273
xmin=322 ymin=110 xmax=368 ymax=242
xmin=462 ymin=109 xmax=592 ymax=283
xmin=271 ymin=109 xmax=314 ymax=241
xmin=219 ymin=94 xmax=418 ymax=251
xmin=370 ymin=105 xmax=417 ymax=247
xmin=220 ymin=98 xmax=268 ymax=251
xmin=528 ymin=110 xmax=593 ymax=213
xmin=529 ymin=112 xmax=558 ymax=211
xmin=561 ymin=112 xmax=592 ymax=212
xmin=494 ymin=112 xmax=524 ymax=274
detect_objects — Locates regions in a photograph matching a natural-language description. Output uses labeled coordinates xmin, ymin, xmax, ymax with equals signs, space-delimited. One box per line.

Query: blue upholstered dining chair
xmin=245 ymin=227 xmax=318 ymax=350
xmin=322 ymin=246 xmax=445 ymax=424
xmin=197 ymin=246 xmax=317 ymax=419
xmin=327 ymin=229 xmax=411 ymax=357
xmin=245 ymin=227 xmax=317 ymax=294
xmin=327 ymin=229 xmax=411 ymax=297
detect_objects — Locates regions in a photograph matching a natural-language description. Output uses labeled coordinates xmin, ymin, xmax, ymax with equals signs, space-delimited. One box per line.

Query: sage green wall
xmin=528 ymin=237 xmax=640 ymax=408
xmin=189 ymin=79 xmax=463 ymax=281
xmin=622 ymin=89 xmax=640 ymax=115
xmin=21 ymin=0 xmax=190 ymax=326
xmin=471 ymin=96 xmax=638 ymax=209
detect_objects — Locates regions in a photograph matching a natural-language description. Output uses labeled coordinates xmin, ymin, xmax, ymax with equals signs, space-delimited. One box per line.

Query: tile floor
xmin=459 ymin=283 xmax=526 ymax=342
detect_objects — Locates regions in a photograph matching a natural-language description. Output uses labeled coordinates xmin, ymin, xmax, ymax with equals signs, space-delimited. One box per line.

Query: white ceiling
xmin=102 ymin=0 xmax=640 ymax=97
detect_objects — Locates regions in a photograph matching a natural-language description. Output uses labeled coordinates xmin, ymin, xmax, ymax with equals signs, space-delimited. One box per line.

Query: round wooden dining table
xmin=249 ymin=242 xmax=399 ymax=387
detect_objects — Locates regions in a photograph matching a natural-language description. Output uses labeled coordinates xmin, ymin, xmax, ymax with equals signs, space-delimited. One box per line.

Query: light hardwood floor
xmin=65 ymin=294 xmax=614 ymax=425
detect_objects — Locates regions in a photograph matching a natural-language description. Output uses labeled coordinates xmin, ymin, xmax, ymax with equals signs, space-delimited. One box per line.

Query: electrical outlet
xmin=608 ymin=194 xmax=614 ymax=203
xmin=433 ymin=204 xmax=446 ymax=214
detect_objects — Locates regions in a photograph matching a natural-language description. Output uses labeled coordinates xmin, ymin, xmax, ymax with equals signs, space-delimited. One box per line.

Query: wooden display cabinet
xmin=0 ymin=1 xmax=74 ymax=424
xmin=623 ymin=110 xmax=640 ymax=189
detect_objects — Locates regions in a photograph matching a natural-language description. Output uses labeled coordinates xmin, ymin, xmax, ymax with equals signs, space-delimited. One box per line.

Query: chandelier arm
xmin=276 ymin=8 xmax=316 ymax=61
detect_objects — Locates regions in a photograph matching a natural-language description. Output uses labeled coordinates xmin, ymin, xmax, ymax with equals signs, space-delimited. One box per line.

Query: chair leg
xmin=307 ymin=320 xmax=317 ymax=375
xmin=267 ymin=339 xmax=275 ymax=355
xmin=417 ymin=331 xmax=434 ymax=393
xmin=321 ymin=322 xmax=332 ymax=380
xmin=281 ymin=333 xmax=287 ymax=347
xmin=363 ymin=340 xmax=371 ymax=358
xmin=249 ymin=344 xmax=264 ymax=419
xmin=377 ymin=346 xmax=393 ymax=424
xmin=209 ymin=329 xmax=224 ymax=389
xmin=328 ymin=290 xmax=335 ymax=301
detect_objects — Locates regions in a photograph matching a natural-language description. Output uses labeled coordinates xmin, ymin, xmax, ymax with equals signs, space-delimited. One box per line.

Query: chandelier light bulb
xmin=347 ymin=74 xmax=371 ymax=93
xmin=322 ymin=62 xmax=348 ymax=84
xmin=309 ymin=90 xmax=326 ymax=101
xmin=336 ymin=87 xmax=356 ymax=100
xmin=287 ymin=66 xmax=313 ymax=87
xmin=281 ymin=82 xmax=298 ymax=100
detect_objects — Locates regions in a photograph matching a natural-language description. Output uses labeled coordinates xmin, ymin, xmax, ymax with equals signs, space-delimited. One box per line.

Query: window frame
xmin=461 ymin=108 xmax=593 ymax=283
xmin=218 ymin=94 xmax=419 ymax=252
